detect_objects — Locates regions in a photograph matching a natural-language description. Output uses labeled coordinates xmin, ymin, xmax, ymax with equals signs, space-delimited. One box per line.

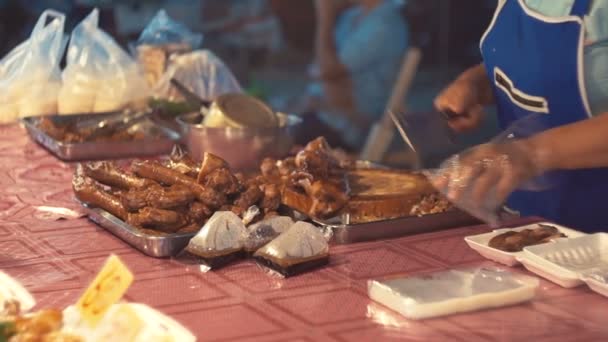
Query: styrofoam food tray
xmin=368 ymin=267 xmax=539 ymax=320
xmin=464 ymin=222 xmax=585 ymax=266
xmin=519 ymin=233 xmax=608 ymax=296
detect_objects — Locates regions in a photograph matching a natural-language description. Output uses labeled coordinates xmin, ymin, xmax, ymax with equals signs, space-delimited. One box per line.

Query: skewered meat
xmin=82 ymin=161 xmax=154 ymax=190
xmin=73 ymin=172 xmax=128 ymax=221
xmin=197 ymin=152 xmax=229 ymax=184
xmin=128 ymin=207 xmax=188 ymax=233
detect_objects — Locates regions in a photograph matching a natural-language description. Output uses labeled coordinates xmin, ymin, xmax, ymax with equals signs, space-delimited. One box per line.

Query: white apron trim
xmin=480 ymin=0 xmax=592 ymax=118
xmin=494 ymin=67 xmax=550 ymax=113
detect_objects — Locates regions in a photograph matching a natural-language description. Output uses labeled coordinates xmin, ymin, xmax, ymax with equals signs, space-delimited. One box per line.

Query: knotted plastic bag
xmin=0 ymin=10 xmax=67 ymax=123
xmin=58 ymin=9 xmax=149 ymax=115
xmin=153 ymin=50 xmax=242 ymax=102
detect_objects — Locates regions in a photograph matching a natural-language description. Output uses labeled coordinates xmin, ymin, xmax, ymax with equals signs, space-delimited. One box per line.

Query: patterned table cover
xmin=0 ymin=124 xmax=606 ymax=341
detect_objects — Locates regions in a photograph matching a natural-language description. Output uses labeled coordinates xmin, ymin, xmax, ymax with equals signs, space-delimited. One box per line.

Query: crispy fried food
xmin=188 ymin=201 xmax=213 ymax=223
xmin=259 ymin=183 xmax=281 ymax=212
xmin=197 ymin=152 xmax=229 ymax=184
xmin=203 ymin=168 xmax=241 ymax=195
xmin=73 ymin=170 xmax=128 ymax=221
xmin=234 ymin=185 xmax=263 ymax=210
xmin=128 ymin=207 xmax=188 ymax=233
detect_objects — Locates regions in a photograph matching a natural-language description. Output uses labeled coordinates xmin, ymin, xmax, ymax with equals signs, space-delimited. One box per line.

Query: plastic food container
xmin=518 ymin=233 xmax=608 ymax=296
xmin=367 ymin=267 xmax=539 ymax=320
xmin=464 ymin=222 xmax=585 ymax=266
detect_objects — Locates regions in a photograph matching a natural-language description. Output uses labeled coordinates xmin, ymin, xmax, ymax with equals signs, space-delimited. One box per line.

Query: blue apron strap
xmin=570 ymin=0 xmax=591 ymax=17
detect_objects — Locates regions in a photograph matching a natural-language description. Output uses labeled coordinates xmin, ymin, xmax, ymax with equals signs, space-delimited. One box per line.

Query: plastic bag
xmin=134 ymin=9 xmax=202 ymax=88
xmin=58 ymin=9 xmax=149 ymax=115
xmin=0 ymin=10 xmax=67 ymax=122
xmin=153 ymin=50 xmax=242 ymax=102
xmin=425 ymin=113 xmax=558 ymax=226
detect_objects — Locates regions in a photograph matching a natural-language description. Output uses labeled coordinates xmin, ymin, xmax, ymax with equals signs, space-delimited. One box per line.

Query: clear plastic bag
xmin=153 ymin=50 xmax=242 ymax=102
xmin=425 ymin=113 xmax=559 ymax=226
xmin=58 ymin=9 xmax=149 ymax=115
xmin=134 ymin=9 xmax=203 ymax=88
xmin=0 ymin=10 xmax=67 ymax=122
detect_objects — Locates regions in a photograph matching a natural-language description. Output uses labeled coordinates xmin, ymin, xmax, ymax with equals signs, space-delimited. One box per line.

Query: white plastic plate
xmin=464 ymin=222 xmax=585 ymax=266
xmin=520 ymin=233 xmax=608 ymax=296
xmin=368 ymin=267 xmax=539 ymax=320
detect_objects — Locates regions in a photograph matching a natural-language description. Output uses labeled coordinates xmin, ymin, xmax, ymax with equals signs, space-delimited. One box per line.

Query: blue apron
xmin=480 ymin=0 xmax=608 ymax=232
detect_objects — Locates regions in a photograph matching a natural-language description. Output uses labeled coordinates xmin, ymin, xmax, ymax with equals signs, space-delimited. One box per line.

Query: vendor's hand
xmin=429 ymin=139 xmax=544 ymax=215
xmin=434 ymin=78 xmax=485 ymax=133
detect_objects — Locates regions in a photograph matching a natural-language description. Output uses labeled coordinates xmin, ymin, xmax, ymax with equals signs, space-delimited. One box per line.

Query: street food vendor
xmin=433 ymin=0 xmax=608 ymax=232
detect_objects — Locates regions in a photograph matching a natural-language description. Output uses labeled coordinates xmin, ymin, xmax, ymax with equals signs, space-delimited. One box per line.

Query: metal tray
xmin=21 ymin=113 xmax=180 ymax=161
xmin=317 ymin=210 xmax=482 ymax=244
xmin=82 ymin=204 xmax=195 ymax=258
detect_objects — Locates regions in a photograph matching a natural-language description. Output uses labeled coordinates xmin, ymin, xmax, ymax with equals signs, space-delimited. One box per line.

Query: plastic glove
xmin=426 ymin=139 xmax=544 ymax=226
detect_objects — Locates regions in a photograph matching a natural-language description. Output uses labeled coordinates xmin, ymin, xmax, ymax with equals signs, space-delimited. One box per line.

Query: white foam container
xmin=367 ymin=267 xmax=539 ymax=320
xmin=0 ymin=271 xmax=36 ymax=312
xmin=517 ymin=233 xmax=608 ymax=297
xmin=464 ymin=222 xmax=586 ymax=266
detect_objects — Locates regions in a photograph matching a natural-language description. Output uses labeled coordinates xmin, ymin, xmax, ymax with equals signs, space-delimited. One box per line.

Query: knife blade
xmin=388 ymin=110 xmax=417 ymax=154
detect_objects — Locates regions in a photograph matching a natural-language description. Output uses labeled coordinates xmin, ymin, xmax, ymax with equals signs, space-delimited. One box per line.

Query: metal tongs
xmin=170 ymin=78 xmax=212 ymax=112
xmin=75 ymin=110 xmax=150 ymax=140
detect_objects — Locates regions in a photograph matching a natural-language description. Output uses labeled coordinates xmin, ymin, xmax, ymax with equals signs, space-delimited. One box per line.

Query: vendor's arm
xmin=529 ymin=113 xmax=608 ymax=171
xmin=435 ymin=63 xmax=495 ymax=132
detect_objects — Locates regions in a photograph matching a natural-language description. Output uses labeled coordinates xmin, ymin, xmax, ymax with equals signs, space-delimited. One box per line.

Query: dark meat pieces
xmin=128 ymin=207 xmax=188 ymax=233
xmin=260 ymin=158 xmax=280 ymax=179
xmin=122 ymin=184 xmax=196 ymax=211
xmin=234 ymin=185 xmax=263 ymax=210
xmin=83 ymin=161 xmax=154 ymax=190
xmin=260 ymin=183 xmax=281 ymax=212
xmin=188 ymin=201 xmax=213 ymax=222
xmin=197 ymin=152 xmax=229 ymax=184
xmin=73 ymin=174 xmax=128 ymax=221
xmin=488 ymin=225 xmax=567 ymax=252
xmin=203 ymin=168 xmax=240 ymax=195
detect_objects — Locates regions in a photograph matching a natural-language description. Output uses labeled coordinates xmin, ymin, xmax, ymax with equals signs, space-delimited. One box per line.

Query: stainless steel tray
xmin=21 ymin=113 xmax=180 ymax=161
xmin=317 ymin=210 xmax=481 ymax=244
xmin=83 ymin=204 xmax=195 ymax=257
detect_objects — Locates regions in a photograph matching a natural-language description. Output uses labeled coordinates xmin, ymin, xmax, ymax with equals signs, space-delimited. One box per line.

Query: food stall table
xmin=1 ymin=124 xmax=606 ymax=341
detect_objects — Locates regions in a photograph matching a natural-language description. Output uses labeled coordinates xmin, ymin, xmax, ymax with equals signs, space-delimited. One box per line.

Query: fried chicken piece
xmin=197 ymin=152 xmax=229 ymax=184
xmin=297 ymin=179 xmax=349 ymax=218
xmin=188 ymin=201 xmax=213 ymax=223
xmin=260 ymin=157 xmax=280 ymax=179
xmin=295 ymin=150 xmax=331 ymax=178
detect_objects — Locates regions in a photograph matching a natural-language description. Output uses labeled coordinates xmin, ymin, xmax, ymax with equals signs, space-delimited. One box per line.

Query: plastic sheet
xmin=368 ymin=267 xmax=539 ymax=320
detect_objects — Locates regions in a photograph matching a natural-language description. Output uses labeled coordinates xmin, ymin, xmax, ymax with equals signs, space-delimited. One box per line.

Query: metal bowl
xmin=176 ymin=111 xmax=302 ymax=170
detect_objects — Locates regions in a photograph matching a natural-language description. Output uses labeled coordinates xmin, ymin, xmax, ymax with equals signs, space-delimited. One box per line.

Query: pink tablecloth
xmin=1 ymin=124 xmax=607 ymax=341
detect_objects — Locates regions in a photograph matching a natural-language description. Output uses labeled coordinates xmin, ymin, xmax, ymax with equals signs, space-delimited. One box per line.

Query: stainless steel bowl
xmin=176 ymin=112 xmax=302 ymax=170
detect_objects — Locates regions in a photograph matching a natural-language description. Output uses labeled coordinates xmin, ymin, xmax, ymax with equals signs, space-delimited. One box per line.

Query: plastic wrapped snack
xmin=368 ymin=267 xmax=539 ymax=320
xmin=153 ymin=50 xmax=242 ymax=102
xmin=135 ymin=9 xmax=203 ymax=88
xmin=244 ymin=216 xmax=294 ymax=253
xmin=59 ymin=9 xmax=149 ymax=115
xmin=0 ymin=10 xmax=67 ymax=122
xmin=185 ymin=211 xmax=248 ymax=268
xmin=254 ymin=221 xmax=330 ymax=277
xmin=0 ymin=272 xmax=36 ymax=314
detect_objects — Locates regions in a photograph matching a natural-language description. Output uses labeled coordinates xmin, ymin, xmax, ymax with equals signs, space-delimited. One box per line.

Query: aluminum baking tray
xmin=82 ymin=203 xmax=195 ymax=258
xmin=21 ymin=113 xmax=180 ymax=161
xmin=316 ymin=210 xmax=482 ymax=244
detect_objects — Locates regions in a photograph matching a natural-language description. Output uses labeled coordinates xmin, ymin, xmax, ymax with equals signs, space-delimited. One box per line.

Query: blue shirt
xmin=515 ymin=0 xmax=608 ymax=115
xmin=316 ymin=0 xmax=408 ymax=147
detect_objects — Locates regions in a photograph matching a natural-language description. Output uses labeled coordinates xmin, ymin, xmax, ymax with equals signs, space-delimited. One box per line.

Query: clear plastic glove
xmin=426 ymin=113 xmax=555 ymax=226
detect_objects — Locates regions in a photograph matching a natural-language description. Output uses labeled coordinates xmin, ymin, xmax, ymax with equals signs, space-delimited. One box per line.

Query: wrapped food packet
xmin=425 ymin=113 xmax=559 ymax=227
xmin=153 ymin=50 xmax=242 ymax=102
xmin=254 ymin=221 xmax=332 ymax=278
xmin=135 ymin=9 xmax=203 ymax=88
xmin=0 ymin=10 xmax=67 ymax=122
xmin=58 ymin=9 xmax=149 ymax=115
